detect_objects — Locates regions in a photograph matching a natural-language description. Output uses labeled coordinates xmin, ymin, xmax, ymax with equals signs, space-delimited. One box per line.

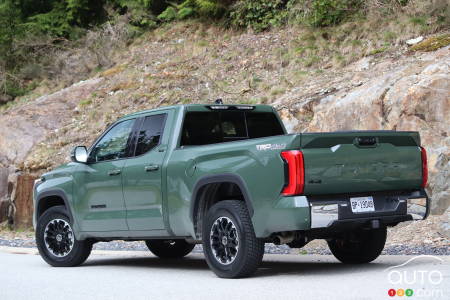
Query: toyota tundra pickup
xmin=33 ymin=103 xmax=429 ymax=278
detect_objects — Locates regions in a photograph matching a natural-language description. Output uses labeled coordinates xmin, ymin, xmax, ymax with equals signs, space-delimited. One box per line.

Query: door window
xmin=134 ymin=114 xmax=167 ymax=156
xmin=89 ymin=119 xmax=135 ymax=162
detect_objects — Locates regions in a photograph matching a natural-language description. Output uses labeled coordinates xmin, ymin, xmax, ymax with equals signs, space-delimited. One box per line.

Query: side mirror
xmin=71 ymin=146 xmax=88 ymax=163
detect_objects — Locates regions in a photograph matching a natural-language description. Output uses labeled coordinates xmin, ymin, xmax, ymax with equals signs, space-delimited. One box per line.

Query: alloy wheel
xmin=209 ymin=216 xmax=239 ymax=265
xmin=43 ymin=219 xmax=75 ymax=257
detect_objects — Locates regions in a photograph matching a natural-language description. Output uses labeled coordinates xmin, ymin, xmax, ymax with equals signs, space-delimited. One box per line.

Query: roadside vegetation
xmin=0 ymin=0 xmax=449 ymax=106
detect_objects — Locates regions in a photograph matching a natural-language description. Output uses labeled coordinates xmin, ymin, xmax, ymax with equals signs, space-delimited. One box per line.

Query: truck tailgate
xmin=300 ymin=131 xmax=423 ymax=195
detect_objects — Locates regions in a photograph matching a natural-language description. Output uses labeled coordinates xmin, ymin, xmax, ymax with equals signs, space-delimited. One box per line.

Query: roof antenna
xmin=214 ymin=98 xmax=223 ymax=104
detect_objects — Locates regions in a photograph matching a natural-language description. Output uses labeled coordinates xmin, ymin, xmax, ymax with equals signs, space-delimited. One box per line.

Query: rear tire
xmin=327 ymin=227 xmax=387 ymax=264
xmin=145 ymin=239 xmax=195 ymax=258
xmin=202 ymin=200 xmax=264 ymax=278
xmin=36 ymin=206 xmax=92 ymax=267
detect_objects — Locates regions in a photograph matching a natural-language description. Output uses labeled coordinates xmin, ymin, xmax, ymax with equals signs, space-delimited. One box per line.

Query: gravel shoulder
xmin=1 ymin=215 xmax=448 ymax=255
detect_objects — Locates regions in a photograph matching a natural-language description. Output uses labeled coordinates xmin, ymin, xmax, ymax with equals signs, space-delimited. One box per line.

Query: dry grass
xmin=18 ymin=7 xmax=450 ymax=173
xmin=101 ymin=65 xmax=127 ymax=77
xmin=111 ymin=81 xmax=138 ymax=92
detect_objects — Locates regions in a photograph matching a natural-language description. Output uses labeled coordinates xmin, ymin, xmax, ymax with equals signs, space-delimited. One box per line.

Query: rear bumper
xmin=309 ymin=189 xmax=429 ymax=229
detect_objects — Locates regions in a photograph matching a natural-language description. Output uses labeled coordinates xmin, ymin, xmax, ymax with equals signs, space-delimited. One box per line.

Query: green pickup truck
xmin=33 ymin=103 xmax=429 ymax=278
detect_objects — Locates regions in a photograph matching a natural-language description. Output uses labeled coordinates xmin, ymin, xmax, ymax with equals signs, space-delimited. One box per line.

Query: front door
xmin=74 ymin=118 xmax=135 ymax=232
xmin=122 ymin=113 xmax=168 ymax=231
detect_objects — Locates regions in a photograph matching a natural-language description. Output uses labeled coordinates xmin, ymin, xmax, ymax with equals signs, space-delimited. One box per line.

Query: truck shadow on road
xmin=83 ymin=255 xmax=390 ymax=278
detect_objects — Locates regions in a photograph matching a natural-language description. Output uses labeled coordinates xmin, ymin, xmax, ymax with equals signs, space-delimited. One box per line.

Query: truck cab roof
xmin=120 ymin=104 xmax=276 ymax=120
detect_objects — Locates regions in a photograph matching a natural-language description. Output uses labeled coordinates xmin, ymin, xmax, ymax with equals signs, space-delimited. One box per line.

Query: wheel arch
xmin=36 ymin=190 xmax=74 ymax=224
xmin=190 ymin=173 xmax=254 ymax=239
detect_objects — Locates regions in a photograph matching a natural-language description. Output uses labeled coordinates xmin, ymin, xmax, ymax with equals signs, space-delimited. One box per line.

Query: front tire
xmin=36 ymin=206 xmax=92 ymax=267
xmin=327 ymin=227 xmax=387 ymax=264
xmin=202 ymin=200 xmax=264 ymax=278
xmin=145 ymin=239 xmax=195 ymax=258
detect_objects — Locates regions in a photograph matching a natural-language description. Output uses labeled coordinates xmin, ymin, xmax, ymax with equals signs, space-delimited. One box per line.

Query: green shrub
xmin=177 ymin=7 xmax=194 ymax=19
xmin=1 ymin=79 xmax=37 ymax=99
xmin=289 ymin=0 xmax=363 ymax=27
xmin=158 ymin=6 xmax=177 ymax=21
xmin=230 ymin=0 xmax=289 ymax=32
xmin=154 ymin=0 xmax=232 ymax=22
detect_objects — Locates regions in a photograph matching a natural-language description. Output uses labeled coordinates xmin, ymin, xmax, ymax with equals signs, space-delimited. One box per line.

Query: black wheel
xmin=36 ymin=206 xmax=92 ymax=267
xmin=327 ymin=227 xmax=387 ymax=264
xmin=202 ymin=200 xmax=264 ymax=278
xmin=145 ymin=239 xmax=195 ymax=258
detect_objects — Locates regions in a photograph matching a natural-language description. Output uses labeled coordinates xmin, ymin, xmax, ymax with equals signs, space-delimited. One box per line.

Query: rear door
xmin=122 ymin=111 xmax=170 ymax=231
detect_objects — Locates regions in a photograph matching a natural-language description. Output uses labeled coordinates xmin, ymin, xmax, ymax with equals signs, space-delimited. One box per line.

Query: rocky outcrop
xmin=0 ymin=78 xmax=103 ymax=224
xmin=279 ymin=46 xmax=450 ymax=214
xmin=0 ymin=31 xmax=448 ymax=229
xmin=0 ymin=78 xmax=103 ymax=167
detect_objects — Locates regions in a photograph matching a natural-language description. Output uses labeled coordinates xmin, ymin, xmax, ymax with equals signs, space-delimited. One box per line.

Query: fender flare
xmin=36 ymin=189 xmax=75 ymax=224
xmin=190 ymin=173 xmax=254 ymax=223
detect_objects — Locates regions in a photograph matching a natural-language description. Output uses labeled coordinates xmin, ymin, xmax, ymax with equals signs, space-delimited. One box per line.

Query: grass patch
xmin=409 ymin=16 xmax=427 ymax=26
xmin=196 ymin=40 xmax=209 ymax=47
xmin=270 ymin=87 xmax=286 ymax=96
xmin=304 ymin=55 xmax=320 ymax=67
xmin=410 ymin=34 xmax=450 ymax=52
xmin=101 ymin=65 xmax=126 ymax=77
xmin=111 ymin=81 xmax=138 ymax=92
xmin=368 ymin=47 xmax=388 ymax=56
xmin=78 ymin=99 xmax=92 ymax=107
xmin=383 ymin=31 xmax=397 ymax=42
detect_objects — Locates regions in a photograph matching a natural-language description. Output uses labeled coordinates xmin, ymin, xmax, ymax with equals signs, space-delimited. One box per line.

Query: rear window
xmin=180 ymin=111 xmax=284 ymax=146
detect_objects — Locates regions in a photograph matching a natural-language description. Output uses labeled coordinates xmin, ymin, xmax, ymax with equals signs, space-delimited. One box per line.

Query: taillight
xmin=420 ymin=147 xmax=428 ymax=188
xmin=280 ymin=150 xmax=305 ymax=196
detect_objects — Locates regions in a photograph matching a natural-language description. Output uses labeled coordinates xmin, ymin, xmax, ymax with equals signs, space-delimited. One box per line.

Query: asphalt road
xmin=0 ymin=248 xmax=449 ymax=300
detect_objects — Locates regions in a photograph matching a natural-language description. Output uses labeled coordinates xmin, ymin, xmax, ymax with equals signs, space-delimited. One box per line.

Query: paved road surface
xmin=0 ymin=248 xmax=448 ymax=300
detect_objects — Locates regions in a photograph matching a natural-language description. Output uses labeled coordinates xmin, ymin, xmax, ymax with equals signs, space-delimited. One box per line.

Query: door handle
xmin=145 ymin=165 xmax=159 ymax=172
xmin=108 ymin=169 xmax=121 ymax=176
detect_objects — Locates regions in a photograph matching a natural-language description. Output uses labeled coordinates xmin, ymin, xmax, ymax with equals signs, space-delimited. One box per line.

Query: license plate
xmin=350 ymin=196 xmax=375 ymax=213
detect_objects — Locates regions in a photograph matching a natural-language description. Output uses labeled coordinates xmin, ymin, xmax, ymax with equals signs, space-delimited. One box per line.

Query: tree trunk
xmin=13 ymin=174 xmax=36 ymax=229
xmin=0 ymin=167 xmax=8 ymax=223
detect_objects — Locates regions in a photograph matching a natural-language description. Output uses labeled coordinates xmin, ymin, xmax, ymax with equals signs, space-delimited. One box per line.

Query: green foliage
xmin=24 ymin=2 xmax=72 ymax=37
xmin=311 ymin=0 xmax=352 ymax=26
xmin=158 ymin=6 xmax=177 ymax=21
xmin=158 ymin=0 xmax=230 ymax=21
xmin=409 ymin=16 xmax=427 ymax=26
xmin=191 ymin=0 xmax=229 ymax=17
xmin=293 ymin=0 xmax=363 ymax=27
xmin=112 ymin=0 xmax=161 ymax=27
xmin=2 ymin=79 xmax=38 ymax=99
xmin=230 ymin=0 xmax=289 ymax=32
xmin=0 ymin=0 xmax=448 ymax=102
xmin=0 ymin=0 xmax=21 ymax=68
xmin=177 ymin=7 xmax=194 ymax=19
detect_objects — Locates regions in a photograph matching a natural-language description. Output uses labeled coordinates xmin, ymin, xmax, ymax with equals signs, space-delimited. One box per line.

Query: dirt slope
xmin=0 ymin=23 xmax=448 ymax=242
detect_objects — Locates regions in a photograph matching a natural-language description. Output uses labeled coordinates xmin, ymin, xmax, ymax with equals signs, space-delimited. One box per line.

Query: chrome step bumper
xmin=309 ymin=189 xmax=429 ymax=229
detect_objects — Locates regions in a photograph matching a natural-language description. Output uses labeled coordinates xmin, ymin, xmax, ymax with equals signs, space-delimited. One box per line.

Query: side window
xmin=134 ymin=114 xmax=167 ymax=156
xmin=180 ymin=111 xmax=284 ymax=146
xmin=89 ymin=119 xmax=135 ymax=162
xmin=246 ymin=112 xmax=284 ymax=138
xmin=221 ymin=112 xmax=247 ymax=140
xmin=181 ymin=112 xmax=221 ymax=146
